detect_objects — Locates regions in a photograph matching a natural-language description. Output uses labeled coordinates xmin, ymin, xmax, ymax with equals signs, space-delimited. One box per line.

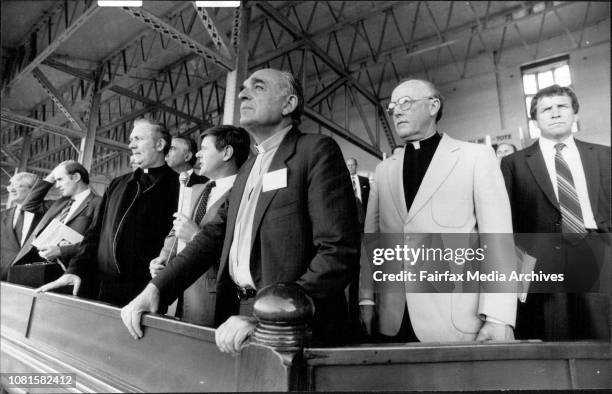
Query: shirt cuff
xmin=359 ymin=300 xmax=375 ymax=306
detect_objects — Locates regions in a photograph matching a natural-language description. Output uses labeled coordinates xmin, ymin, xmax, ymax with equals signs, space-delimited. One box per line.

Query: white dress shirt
xmin=538 ymin=136 xmax=597 ymax=229
xmin=351 ymin=175 xmax=362 ymax=201
xmin=229 ymin=126 xmax=292 ymax=289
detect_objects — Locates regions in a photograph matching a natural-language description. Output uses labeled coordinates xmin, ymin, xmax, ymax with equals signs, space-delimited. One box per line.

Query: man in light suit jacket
xmin=122 ymin=68 xmax=360 ymax=353
xmin=11 ymin=162 xmax=101 ymax=284
xmin=150 ymin=125 xmax=251 ymax=326
xmin=1 ymin=172 xmax=39 ymax=280
xmin=501 ymin=84 xmax=611 ymax=340
xmin=360 ymin=79 xmax=516 ymax=342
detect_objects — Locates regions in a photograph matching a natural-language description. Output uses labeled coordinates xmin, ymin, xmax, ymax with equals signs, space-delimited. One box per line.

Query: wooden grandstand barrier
xmin=0 ymin=282 xmax=294 ymax=392
xmin=1 ymin=282 xmax=610 ymax=391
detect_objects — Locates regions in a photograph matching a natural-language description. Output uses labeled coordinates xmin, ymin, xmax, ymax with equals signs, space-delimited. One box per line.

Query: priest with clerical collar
xmin=38 ymin=117 xmax=179 ymax=306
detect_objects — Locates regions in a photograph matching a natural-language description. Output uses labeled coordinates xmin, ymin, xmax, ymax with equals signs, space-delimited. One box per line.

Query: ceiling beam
xmin=2 ymin=0 xmax=100 ymax=93
xmin=256 ymin=1 xmax=395 ymax=150
xmin=121 ymin=6 xmax=234 ymax=71
xmin=0 ymin=109 xmax=130 ymax=153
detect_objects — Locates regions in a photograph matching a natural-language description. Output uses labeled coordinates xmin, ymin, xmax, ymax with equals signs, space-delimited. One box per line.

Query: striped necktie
xmin=57 ymin=199 xmax=75 ymax=223
xmin=554 ymin=143 xmax=586 ymax=234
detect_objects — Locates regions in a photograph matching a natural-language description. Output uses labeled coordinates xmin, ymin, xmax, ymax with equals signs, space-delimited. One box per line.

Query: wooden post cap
xmin=251 ymin=283 xmax=314 ymax=350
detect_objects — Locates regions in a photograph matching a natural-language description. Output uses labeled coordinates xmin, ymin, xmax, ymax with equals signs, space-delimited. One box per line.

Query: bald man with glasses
xmin=360 ymin=78 xmax=517 ymax=342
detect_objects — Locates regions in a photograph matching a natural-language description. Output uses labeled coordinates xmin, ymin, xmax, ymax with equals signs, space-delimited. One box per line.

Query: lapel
xmin=218 ymin=155 xmax=256 ymax=276
xmin=3 ymin=207 xmax=19 ymax=245
xmin=525 ymin=141 xmax=559 ymax=211
xmin=575 ymin=139 xmax=600 ymax=217
xmin=250 ymin=128 xmax=299 ymax=245
xmin=32 ymin=199 xmax=69 ymax=237
xmin=201 ymin=189 xmax=231 ymax=225
xmin=64 ymin=190 xmax=97 ymax=225
xmin=386 ymin=149 xmax=408 ymax=222
xmin=407 ymin=134 xmax=459 ymax=222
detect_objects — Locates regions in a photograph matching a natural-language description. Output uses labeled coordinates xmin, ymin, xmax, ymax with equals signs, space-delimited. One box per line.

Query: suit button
xmin=555 ymin=222 xmax=561 ymax=226
xmin=555 ymin=246 xmax=561 ymax=250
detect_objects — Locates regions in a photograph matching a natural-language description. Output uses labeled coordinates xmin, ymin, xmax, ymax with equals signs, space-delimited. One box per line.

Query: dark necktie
xmin=554 ymin=143 xmax=586 ymax=233
xmin=57 ymin=199 xmax=75 ymax=223
xmin=14 ymin=208 xmax=24 ymax=244
xmin=193 ymin=181 xmax=216 ymax=224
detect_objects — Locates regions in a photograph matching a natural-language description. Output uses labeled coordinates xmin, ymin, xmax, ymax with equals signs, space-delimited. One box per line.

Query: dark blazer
xmin=357 ymin=175 xmax=370 ymax=212
xmin=500 ymin=138 xmax=611 ymax=340
xmin=1 ymin=207 xmax=42 ymax=280
xmin=153 ymin=128 xmax=361 ymax=343
xmin=12 ymin=179 xmax=102 ymax=268
xmin=500 ymin=139 xmax=611 ymax=235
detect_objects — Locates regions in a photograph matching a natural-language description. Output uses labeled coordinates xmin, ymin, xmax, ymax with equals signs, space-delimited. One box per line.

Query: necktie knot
xmin=554 ymin=143 xmax=566 ymax=153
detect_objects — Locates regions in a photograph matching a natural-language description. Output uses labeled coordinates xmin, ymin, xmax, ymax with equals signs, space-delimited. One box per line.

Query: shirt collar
xmin=213 ymin=174 xmax=237 ymax=189
xmin=71 ymin=188 xmax=91 ymax=205
xmin=539 ymin=134 xmax=577 ymax=154
xmin=406 ymin=132 xmax=441 ymax=150
xmin=255 ymin=126 xmax=292 ymax=154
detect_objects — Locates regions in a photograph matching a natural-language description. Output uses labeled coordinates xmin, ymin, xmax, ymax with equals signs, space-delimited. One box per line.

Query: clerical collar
xmin=406 ymin=132 xmax=441 ymax=150
xmin=255 ymin=126 xmax=292 ymax=154
xmin=141 ymin=165 xmax=167 ymax=175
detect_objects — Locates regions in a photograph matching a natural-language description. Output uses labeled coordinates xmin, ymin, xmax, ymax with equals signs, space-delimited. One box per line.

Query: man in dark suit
xmin=1 ymin=172 xmax=39 ymax=280
xmin=10 ymin=161 xmax=101 ymax=291
xmin=501 ymin=84 xmax=611 ymax=340
xmin=346 ymin=157 xmax=370 ymax=213
xmin=121 ymin=68 xmax=360 ymax=353
xmin=38 ymin=118 xmax=179 ymax=306
xmin=150 ymin=125 xmax=250 ymax=326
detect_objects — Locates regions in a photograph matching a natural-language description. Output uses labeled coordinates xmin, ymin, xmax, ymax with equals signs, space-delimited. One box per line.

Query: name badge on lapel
xmin=262 ymin=168 xmax=287 ymax=192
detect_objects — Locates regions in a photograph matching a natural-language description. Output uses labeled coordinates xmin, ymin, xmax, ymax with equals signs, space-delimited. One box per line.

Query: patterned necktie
xmin=554 ymin=143 xmax=586 ymax=233
xmin=193 ymin=181 xmax=216 ymax=224
xmin=57 ymin=199 xmax=75 ymax=223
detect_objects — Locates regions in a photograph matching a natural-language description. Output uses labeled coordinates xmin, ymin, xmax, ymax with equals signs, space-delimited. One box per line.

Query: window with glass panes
xmin=520 ymin=55 xmax=575 ymax=138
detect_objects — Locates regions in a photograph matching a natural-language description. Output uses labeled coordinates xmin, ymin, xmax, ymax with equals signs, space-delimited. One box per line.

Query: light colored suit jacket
xmin=360 ymin=133 xmax=517 ymax=341
xmin=159 ymin=182 xmax=230 ymax=326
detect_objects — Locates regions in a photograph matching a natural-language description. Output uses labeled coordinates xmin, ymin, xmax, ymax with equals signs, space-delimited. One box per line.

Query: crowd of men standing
xmin=1 ymin=68 xmax=610 ymax=353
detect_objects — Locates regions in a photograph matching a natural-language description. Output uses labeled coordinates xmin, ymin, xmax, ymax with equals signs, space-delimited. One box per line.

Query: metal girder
xmin=193 ymin=5 xmax=235 ymax=60
xmin=1 ymin=109 xmax=129 ymax=153
xmin=109 ymin=85 xmax=205 ymax=126
xmin=303 ymin=106 xmax=381 ymax=159
xmin=307 ymin=76 xmax=347 ymax=107
xmin=121 ymin=6 xmax=234 ymax=71
xmin=1 ymin=147 xmax=19 ymax=165
xmin=0 ymin=161 xmax=51 ymax=174
xmin=2 ymin=0 xmax=100 ymax=93
xmin=31 ymin=67 xmax=88 ymax=131
xmin=256 ymin=1 xmax=395 ymax=150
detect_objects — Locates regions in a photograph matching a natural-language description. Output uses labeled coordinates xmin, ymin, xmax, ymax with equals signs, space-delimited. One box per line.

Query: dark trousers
xmin=377 ymin=304 xmax=419 ymax=343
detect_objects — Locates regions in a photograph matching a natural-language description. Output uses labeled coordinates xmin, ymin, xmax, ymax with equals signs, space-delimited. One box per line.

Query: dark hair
xmin=278 ymin=70 xmax=304 ymax=126
xmin=202 ymin=125 xmax=251 ymax=168
xmin=133 ymin=117 xmax=172 ymax=155
xmin=529 ymin=84 xmax=579 ymax=121
xmin=173 ymin=136 xmax=199 ymax=166
xmin=60 ymin=160 xmax=90 ymax=185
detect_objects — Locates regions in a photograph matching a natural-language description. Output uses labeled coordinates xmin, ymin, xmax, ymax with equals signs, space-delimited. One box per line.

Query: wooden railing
xmin=1 ymin=282 xmax=610 ymax=392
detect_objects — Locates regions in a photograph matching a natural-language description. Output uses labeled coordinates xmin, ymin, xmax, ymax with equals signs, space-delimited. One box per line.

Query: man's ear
xmin=155 ymin=138 xmax=166 ymax=153
xmin=223 ymin=145 xmax=234 ymax=162
xmin=185 ymin=151 xmax=194 ymax=163
xmin=429 ymin=98 xmax=441 ymax=118
xmin=281 ymin=95 xmax=298 ymax=117
xmin=71 ymin=173 xmax=82 ymax=183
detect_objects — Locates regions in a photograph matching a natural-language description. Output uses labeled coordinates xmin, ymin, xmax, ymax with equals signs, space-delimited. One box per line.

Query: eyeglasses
xmin=387 ymin=96 xmax=434 ymax=115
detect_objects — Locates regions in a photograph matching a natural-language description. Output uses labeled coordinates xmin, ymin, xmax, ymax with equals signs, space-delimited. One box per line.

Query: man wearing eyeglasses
xmin=360 ymin=79 xmax=517 ymax=342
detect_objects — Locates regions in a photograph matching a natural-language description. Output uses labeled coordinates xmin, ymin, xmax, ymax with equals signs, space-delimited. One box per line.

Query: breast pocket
xmin=265 ymin=199 xmax=299 ymax=221
xmin=431 ymin=195 xmax=471 ymax=228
